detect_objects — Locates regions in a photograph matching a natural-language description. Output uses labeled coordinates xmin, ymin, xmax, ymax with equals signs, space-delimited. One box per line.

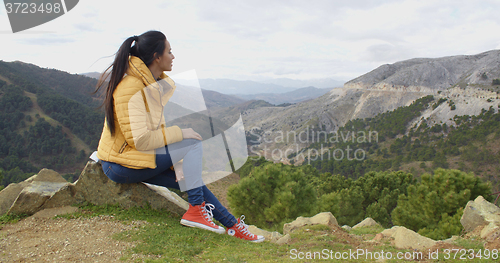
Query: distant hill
xmin=5 ymin=61 xmax=100 ymax=106
xmin=198 ymin=78 xmax=295 ymax=94
xmin=81 ymin=72 xmax=103 ymax=80
xmin=200 ymin=89 xmax=247 ymax=109
xmin=0 ymin=60 xmax=104 ymax=185
xmin=256 ymin=77 xmax=344 ymax=89
xmin=210 ymin=100 xmax=278 ymax=128
xmin=346 ymin=49 xmax=500 ymax=92
xmin=234 ymin=86 xmax=333 ymax=105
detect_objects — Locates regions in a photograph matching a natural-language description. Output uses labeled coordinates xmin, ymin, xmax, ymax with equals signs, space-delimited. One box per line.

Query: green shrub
xmin=227 ymin=163 xmax=317 ymax=231
xmin=318 ymin=170 xmax=415 ymax=227
xmin=391 ymin=169 xmax=492 ymax=240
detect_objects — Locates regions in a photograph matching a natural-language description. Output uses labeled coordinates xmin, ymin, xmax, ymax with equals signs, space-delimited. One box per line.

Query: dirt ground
xmin=0 ymin=207 xmax=146 ymax=263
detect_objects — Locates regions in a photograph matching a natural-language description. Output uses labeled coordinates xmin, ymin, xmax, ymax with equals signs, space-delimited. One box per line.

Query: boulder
xmin=8 ymin=181 xmax=70 ymax=215
xmin=460 ymin=195 xmax=500 ymax=239
xmin=247 ymin=225 xmax=283 ymax=243
xmin=73 ymin=161 xmax=188 ymax=215
xmin=341 ymin=225 xmax=352 ymax=231
xmin=0 ymin=161 xmax=188 ymax=216
xmin=41 ymin=183 xmax=80 ymax=209
xmin=283 ymin=212 xmax=338 ymax=235
xmin=380 ymin=226 xmax=400 ymax=238
xmin=0 ymin=181 xmax=32 ymax=215
xmin=392 ymin=226 xmax=436 ymax=250
xmin=380 ymin=226 xmax=437 ymax=250
xmin=353 ymin=217 xmax=381 ymax=229
xmin=5 ymin=169 xmax=72 ymax=215
xmin=0 ymin=169 xmax=70 ymax=215
xmin=276 ymin=234 xmax=291 ymax=245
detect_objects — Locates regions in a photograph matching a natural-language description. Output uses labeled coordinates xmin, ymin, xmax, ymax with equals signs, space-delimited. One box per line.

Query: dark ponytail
xmin=95 ymin=31 xmax=167 ymax=135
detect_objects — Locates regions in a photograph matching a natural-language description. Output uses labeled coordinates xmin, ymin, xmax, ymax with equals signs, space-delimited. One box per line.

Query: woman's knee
xmin=185 ymin=138 xmax=203 ymax=152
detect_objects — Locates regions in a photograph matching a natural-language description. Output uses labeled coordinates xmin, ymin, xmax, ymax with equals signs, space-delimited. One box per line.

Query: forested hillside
xmin=0 ymin=61 xmax=104 ymax=188
xmin=287 ymin=95 xmax=500 ymax=192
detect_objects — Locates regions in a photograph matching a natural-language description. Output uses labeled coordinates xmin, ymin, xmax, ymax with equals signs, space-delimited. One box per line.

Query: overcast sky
xmin=1 ymin=0 xmax=500 ymax=82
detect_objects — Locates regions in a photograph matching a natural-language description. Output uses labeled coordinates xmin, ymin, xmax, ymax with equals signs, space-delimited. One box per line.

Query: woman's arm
xmin=115 ymin=78 xmax=184 ymax=151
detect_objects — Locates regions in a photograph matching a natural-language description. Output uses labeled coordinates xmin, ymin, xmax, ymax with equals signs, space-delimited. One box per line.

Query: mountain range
xmin=196 ymin=78 xmax=342 ymax=94
xmin=1 ymin=49 xmax=499 ymax=187
xmin=241 ymin=50 xmax=500 ymax=159
xmin=233 ymin=86 xmax=332 ymax=105
xmin=81 ymin=72 xmax=336 ymax=105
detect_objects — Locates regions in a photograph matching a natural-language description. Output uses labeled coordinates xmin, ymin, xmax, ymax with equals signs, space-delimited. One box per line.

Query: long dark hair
xmin=95 ymin=30 xmax=167 ymax=135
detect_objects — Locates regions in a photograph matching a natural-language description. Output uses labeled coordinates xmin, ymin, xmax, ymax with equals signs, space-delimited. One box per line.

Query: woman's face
xmin=158 ymin=40 xmax=175 ymax=71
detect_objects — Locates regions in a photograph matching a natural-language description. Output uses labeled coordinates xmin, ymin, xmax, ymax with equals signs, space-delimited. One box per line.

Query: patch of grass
xmin=57 ymin=203 xmax=291 ymax=262
xmin=289 ymin=225 xmax=355 ymax=253
xmin=113 ymin=212 xmax=291 ymax=262
xmin=453 ymin=237 xmax=484 ymax=250
xmin=0 ymin=213 xmax=29 ymax=229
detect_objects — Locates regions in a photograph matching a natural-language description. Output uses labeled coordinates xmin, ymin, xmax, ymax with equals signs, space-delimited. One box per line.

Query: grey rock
xmin=341 ymin=225 xmax=352 ymax=231
xmin=276 ymin=234 xmax=291 ymax=245
xmin=8 ymin=181 xmax=70 ymax=215
xmin=353 ymin=217 xmax=381 ymax=229
xmin=41 ymin=183 xmax=81 ymax=210
xmin=461 ymin=195 xmax=500 ymax=239
xmin=0 ymin=169 xmax=70 ymax=215
xmin=0 ymin=181 xmax=31 ymax=216
xmin=73 ymin=161 xmax=188 ymax=215
xmin=247 ymin=225 xmax=282 ymax=243
xmin=283 ymin=212 xmax=338 ymax=235
xmin=392 ymin=226 xmax=437 ymax=250
xmin=381 ymin=226 xmax=400 ymax=238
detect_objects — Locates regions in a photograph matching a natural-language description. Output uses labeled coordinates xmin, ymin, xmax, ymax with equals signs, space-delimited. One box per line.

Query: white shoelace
xmin=236 ymin=215 xmax=254 ymax=237
xmin=202 ymin=203 xmax=216 ymax=224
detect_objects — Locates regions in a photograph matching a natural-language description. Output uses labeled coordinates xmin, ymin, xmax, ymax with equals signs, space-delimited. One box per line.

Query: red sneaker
xmin=227 ymin=215 xmax=265 ymax=243
xmin=180 ymin=202 xmax=225 ymax=234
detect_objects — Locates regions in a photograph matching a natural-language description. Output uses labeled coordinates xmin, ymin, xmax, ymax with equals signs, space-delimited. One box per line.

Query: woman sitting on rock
xmin=94 ymin=30 xmax=263 ymax=243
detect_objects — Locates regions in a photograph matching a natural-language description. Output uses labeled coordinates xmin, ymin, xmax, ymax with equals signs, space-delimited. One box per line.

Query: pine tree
xmin=317 ymin=170 xmax=415 ymax=227
xmin=227 ymin=163 xmax=317 ymax=230
xmin=391 ymin=169 xmax=492 ymax=240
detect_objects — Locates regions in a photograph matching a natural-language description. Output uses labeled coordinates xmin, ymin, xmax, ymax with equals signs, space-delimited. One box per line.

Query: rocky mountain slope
xmin=345 ymin=50 xmax=500 ymax=92
xmin=241 ymin=50 xmax=500 ymax=159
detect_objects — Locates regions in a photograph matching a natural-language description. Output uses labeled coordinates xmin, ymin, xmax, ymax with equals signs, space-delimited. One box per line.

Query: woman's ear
xmin=153 ymin=53 xmax=160 ymax=63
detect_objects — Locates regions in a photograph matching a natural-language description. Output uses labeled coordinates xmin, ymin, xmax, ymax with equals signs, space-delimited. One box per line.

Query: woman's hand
xmin=181 ymin=128 xmax=202 ymax=140
xmin=175 ymin=166 xmax=184 ymax=182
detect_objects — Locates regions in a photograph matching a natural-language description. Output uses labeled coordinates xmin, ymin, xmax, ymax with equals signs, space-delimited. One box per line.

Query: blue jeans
xmin=101 ymin=139 xmax=237 ymax=228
